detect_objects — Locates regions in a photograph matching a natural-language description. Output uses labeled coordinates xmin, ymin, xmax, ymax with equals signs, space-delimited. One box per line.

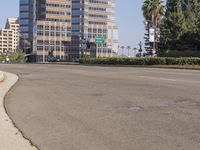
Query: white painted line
xmin=139 ymin=76 xmax=177 ymax=82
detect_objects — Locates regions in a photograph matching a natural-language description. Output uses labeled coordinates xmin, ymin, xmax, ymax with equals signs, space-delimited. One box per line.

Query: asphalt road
xmin=1 ymin=64 xmax=200 ymax=150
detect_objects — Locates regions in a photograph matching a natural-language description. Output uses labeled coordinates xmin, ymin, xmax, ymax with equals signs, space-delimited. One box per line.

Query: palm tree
xmin=121 ymin=46 xmax=125 ymax=57
xmin=127 ymin=46 xmax=131 ymax=57
xmin=133 ymin=48 xmax=137 ymax=57
xmin=142 ymin=0 xmax=165 ymax=28
xmin=142 ymin=0 xmax=165 ymax=56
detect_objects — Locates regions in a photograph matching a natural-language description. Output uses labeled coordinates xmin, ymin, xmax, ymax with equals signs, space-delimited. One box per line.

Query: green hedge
xmin=9 ymin=51 xmax=26 ymax=63
xmin=80 ymin=57 xmax=200 ymax=65
xmin=0 ymin=52 xmax=6 ymax=62
xmin=162 ymin=50 xmax=200 ymax=57
xmin=0 ymin=51 xmax=26 ymax=63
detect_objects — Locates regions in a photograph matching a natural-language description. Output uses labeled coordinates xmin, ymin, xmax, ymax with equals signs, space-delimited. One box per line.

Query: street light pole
xmin=152 ymin=25 xmax=156 ymax=57
xmin=121 ymin=46 xmax=125 ymax=57
xmin=138 ymin=41 xmax=143 ymax=57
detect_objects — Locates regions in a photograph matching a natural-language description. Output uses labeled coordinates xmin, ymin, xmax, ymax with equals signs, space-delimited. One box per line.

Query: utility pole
xmin=138 ymin=41 xmax=143 ymax=57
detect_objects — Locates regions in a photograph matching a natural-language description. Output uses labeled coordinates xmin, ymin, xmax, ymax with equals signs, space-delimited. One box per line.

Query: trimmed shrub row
xmin=162 ymin=50 xmax=200 ymax=57
xmin=80 ymin=57 xmax=200 ymax=65
xmin=0 ymin=51 xmax=26 ymax=63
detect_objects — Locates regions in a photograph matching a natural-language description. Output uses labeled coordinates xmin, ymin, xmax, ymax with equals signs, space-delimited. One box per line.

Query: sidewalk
xmin=0 ymin=71 xmax=38 ymax=150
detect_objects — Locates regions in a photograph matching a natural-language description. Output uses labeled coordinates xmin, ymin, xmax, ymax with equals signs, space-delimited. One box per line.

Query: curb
xmin=0 ymin=71 xmax=38 ymax=150
xmin=79 ymin=64 xmax=200 ymax=70
xmin=0 ymin=71 xmax=4 ymax=82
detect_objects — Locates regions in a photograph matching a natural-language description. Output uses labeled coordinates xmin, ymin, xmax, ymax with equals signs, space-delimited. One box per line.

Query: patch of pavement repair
xmin=0 ymin=71 xmax=38 ymax=150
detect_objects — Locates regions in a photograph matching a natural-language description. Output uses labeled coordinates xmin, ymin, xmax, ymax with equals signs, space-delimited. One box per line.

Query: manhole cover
xmin=130 ymin=106 xmax=142 ymax=112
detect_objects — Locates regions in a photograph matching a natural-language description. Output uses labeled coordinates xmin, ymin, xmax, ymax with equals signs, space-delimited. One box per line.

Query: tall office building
xmin=20 ymin=0 xmax=71 ymax=62
xmin=0 ymin=18 xmax=19 ymax=52
xmin=19 ymin=0 xmax=118 ymax=62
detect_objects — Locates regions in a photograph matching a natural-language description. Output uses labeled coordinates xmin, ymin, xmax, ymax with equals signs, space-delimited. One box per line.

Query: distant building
xmin=0 ymin=18 xmax=19 ymax=53
xmin=19 ymin=0 xmax=119 ymax=62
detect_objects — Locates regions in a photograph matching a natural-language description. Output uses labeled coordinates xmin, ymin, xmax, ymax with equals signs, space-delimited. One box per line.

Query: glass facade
xmin=19 ymin=0 xmax=119 ymax=62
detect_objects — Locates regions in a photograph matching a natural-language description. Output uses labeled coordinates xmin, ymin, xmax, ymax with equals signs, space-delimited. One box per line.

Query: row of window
xmin=37 ymin=31 xmax=71 ymax=37
xmin=89 ymin=14 xmax=108 ymax=18
xmin=46 ymin=18 xmax=71 ymax=23
xmin=0 ymin=41 xmax=13 ymax=44
xmin=37 ymin=40 xmax=64 ymax=45
xmin=37 ymin=25 xmax=71 ymax=31
xmin=0 ymin=34 xmax=14 ymax=36
xmin=0 ymin=38 xmax=14 ymax=41
xmin=37 ymin=46 xmax=65 ymax=51
xmin=0 ymin=45 xmax=13 ymax=47
xmin=89 ymin=7 xmax=106 ymax=11
xmin=89 ymin=0 xmax=108 ymax=5
xmin=88 ymin=28 xmax=107 ymax=33
xmin=46 ymin=11 xmax=71 ymax=16
xmin=89 ymin=21 xmax=107 ymax=25
xmin=46 ymin=3 xmax=71 ymax=8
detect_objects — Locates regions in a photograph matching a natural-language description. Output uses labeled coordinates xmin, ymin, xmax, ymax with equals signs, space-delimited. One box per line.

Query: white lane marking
xmin=139 ymin=76 xmax=177 ymax=82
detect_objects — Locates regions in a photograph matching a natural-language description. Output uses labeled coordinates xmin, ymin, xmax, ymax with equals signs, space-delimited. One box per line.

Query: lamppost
xmin=117 ymin=45 xmax=120 ymax=56
xmin=138 ymin=41 xmax=143 ymax=57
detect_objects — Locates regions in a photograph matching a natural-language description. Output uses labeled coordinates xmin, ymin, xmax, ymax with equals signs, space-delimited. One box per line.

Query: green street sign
xmin=95 ymin=36 xmax=105 ymax=44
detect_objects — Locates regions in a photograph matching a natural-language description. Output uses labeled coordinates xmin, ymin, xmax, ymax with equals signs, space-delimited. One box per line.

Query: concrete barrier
xmin=0 ymin=71 xmax=4 ymax=82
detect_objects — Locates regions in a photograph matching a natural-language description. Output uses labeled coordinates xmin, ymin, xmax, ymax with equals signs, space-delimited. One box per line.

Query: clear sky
xmin=0 ymin=0 xmax=145 ymax=49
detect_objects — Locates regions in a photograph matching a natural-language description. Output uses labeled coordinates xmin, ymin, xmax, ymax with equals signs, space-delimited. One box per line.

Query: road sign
xmin=95 ymin=36 xmax=105 ymax=44
xmin=149 ymin=28 xmax=155 ymax=42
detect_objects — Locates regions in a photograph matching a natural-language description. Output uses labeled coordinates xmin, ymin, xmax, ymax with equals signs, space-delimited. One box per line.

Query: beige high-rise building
xmin=87 ymin=0 xmax=119 ymax=57
xmin=19 ymin=0 xmax=119 ymax=62
xmin=0 ymin=18 xmax=19 ymax=52
xmin=34 ymin=0 xmax=72 ymax=62
xmin=71 ymin=0 xmax=119 ymax=58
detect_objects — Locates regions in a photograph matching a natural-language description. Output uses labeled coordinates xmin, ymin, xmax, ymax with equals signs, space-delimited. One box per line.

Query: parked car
xmin=72 ymin=58 xmax=80 ymax=62
xmin=47 ymin=56 xmax=59 ymax=62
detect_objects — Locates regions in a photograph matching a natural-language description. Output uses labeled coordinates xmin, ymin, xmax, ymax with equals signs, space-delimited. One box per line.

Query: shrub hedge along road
xmin=80 ymin=57 xmax=200 ymax=65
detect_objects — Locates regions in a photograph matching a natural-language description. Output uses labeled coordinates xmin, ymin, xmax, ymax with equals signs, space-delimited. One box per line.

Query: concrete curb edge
xmin=0 ymin=71 xmax=4 ymax=82
xmin=0 ymin=71 xmax=38 ymax=150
